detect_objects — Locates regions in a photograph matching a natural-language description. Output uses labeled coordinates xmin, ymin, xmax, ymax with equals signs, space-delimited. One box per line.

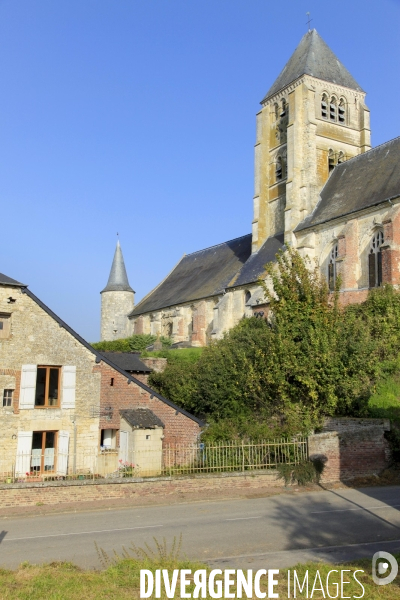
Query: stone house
xmin=0 ymin=273 xmax=202 ymax=478
xmin=99 ymin=29 xmax=400 ymax=345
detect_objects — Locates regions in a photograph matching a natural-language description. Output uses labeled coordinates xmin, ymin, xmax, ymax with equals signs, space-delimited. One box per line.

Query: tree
xmin=149 ymin=248 xmax=400 ymax=434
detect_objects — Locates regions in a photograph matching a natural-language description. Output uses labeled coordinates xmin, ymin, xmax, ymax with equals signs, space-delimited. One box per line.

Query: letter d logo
xmin=372 ymin=551 xmax=398 ymax=585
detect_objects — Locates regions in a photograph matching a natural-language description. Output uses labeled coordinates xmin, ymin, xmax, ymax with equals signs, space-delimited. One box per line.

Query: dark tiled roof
xmin=102 ymin=241 xmax=134 ymax=293
xmin=296 ymin=137 xmax=400 ymax=232
xmin=20 ymin=287 xmax=204 ymax=425
xmin=130 ymin=234 xmax=252 ymax=316
xmin=100 ymin=352 xmax=151 ymax=373
xmin=229 ymin=233 xmax=285 ymax=288
xmin=262 ymin=29 xmax=363 ymax=103
xmin=0 ymin=273 xmax=26 ymax=287
xmin=120 ymin=408 xmax=164 ymax=429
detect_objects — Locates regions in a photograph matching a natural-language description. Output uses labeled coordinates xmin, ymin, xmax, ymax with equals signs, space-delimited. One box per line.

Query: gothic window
xmin=337 ymin=151 xmax=345 ymax=165
xmin=245 ymin=290 xmax=251 ymax=304
xmin=368 ymin=231 xmax=384 ymax=288
xmin=275 ymin=156 xmax=283 ymax=181
xmin=321 ymin=93 xmax=328 ymax=119
xmin=274 ymin=103 xmax=279 ymax=120
xmin=280 ymin=98 xmax=287 ymax=117
xmin=338 ymin=98 xmax=346 ymax=124
xmin=328 ymin=244 xmax=338 ymax=291
xmin=329 ymin=97 xmax=337 ymax=121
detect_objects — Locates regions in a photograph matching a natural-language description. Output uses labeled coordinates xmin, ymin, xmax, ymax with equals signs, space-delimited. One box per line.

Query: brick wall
xmin=96 ymin=362 xmax=201 ymax=447
xmin=0 ymin=471 xmax=284 ymax=509
xmin=309 ymin=418 xmax=390 ymax=483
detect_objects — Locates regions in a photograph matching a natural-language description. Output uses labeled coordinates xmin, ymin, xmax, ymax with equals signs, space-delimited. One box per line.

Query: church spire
xmin=101 ymin=240 xmax=134 ymax=293
xmin=261 ymin=29 xmax=364 ymax=103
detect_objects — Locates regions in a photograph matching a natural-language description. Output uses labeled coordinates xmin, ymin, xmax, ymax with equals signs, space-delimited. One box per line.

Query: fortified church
xmin=101 ymin=29 xmax=400 ymax=346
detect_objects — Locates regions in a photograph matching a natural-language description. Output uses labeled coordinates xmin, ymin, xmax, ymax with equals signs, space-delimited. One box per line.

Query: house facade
xmin=0 ymin=273 xmax=202 ymax=479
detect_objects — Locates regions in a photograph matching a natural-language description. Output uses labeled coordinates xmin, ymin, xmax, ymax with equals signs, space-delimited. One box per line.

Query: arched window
xmin=275 ymin=156 xmax=283 ymax=181
xmin=280 ymin=98 xmax=287 ymax=117
xmin=245 ymin=290 xmax=251 ymax=304
xmin=369 ymin=231 xmax=384 ymax=288
xmin=274 ymin=103 xmax=279 ymax=120
xmin=321 ymin=93 xmax=328 ymax=119
xmin=338 ymin=98 xmax=346 ymax=124
xmin=328 ymin=244 xmax=338 ymax=291
xmin=330 ymin=97 xmax=337 ymax=121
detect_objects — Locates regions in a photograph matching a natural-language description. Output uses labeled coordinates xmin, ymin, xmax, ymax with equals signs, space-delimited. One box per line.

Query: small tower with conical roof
xmin=100 ymin=241 xmax=134 ymax=341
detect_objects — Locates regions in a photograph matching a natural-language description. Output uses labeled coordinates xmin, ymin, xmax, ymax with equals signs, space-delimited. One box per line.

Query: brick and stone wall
xmin=309 ymin=418 xmax=391 ymax=483
xmin=0 ymin=471 xmax=284 ymax=509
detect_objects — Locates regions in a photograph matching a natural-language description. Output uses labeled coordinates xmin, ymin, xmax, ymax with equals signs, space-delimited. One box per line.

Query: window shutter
xmin=19 ymin=365 xmax=37 ymax=409
xmin=377 ymin=251 xmax=383 ymax=286
xmin=57 ymin=430 xmax=70 ymax=476
xmin=368 ymin=253 xmax=376 ymax=288
xmin=62 ymin=366 xmax=76 ymax=409
xmin=15 ymin=431 xmax=33 ymax=475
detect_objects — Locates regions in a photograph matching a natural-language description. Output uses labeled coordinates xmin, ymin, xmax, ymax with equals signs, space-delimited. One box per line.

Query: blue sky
xmin=1 ymin=0 xmax=399 ymax=341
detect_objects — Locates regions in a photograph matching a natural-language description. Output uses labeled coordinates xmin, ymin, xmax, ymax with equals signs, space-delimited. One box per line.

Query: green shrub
xmin=276 ymin=458 xmax=325 ymax=486
xmin=91 ymin=334 xmax=172 ymax=353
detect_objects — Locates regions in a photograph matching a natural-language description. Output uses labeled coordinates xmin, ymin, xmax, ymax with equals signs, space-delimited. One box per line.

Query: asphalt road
xmin=0 ymin=485 xmax=400 ymax=571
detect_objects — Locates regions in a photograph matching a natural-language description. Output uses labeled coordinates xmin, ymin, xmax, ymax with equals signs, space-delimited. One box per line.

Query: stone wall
xmin=140 ymin=357 xmax=167 ymax=373
xmin=101 ymin=290 xmax=134 ymax=341
xmin=0 ymin=285 xmax=101 ymax=464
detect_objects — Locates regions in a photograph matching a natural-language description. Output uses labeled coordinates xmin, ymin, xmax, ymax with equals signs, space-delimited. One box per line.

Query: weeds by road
xmin=0 ymin=554 xmax=398 ymax=599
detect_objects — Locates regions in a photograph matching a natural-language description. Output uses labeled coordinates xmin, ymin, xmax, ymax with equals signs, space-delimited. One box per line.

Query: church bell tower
xmin=252 ymin=29 xmax=371 ymax=252
xmin=100 ymin=241 xmax=134 ymax=341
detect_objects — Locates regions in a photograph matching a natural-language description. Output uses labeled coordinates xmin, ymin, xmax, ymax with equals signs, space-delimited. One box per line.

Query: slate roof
xmin=296 ymin=137 xmax=400 ymax=232
xmin=228 ymin=233 xmax=285 ymax=288
xmin=100 ymin=352 xmax=151 ymax=373
xmin=102 ymin=241 xmax=134 ymax=293
xmin=129 ymin=234 xmax=252 ymax=316
xmin=120 ymin=408 xmax=164 ymax=429
xmin=0 ymin=273 xmax=26 ymax=287
xmin=262 ymin=29 xmax=364 ymax=103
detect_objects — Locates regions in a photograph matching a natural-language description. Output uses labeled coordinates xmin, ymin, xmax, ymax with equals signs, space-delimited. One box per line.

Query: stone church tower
xmin=100 ymin=241 xmax=134 ymax=341
xmin=252 ymin=29 xmax=371 ymax=251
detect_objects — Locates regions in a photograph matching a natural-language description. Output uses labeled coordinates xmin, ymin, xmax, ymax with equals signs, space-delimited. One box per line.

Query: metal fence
xmin=0 ymin=438 xmax=308 ymax=483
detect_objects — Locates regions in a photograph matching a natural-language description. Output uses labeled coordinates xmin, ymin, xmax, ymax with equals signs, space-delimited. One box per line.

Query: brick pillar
xmin=381 ymin=216 xmax=400 ymax=285
xmin=336 ymin=220 xmax=358 ymax=290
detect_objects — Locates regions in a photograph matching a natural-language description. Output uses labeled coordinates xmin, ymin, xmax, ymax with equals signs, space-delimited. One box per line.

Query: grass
xmin=0 ymin=554 xmax=398 ymax=599
xmin=368 ymin=372 xmax=400 ymax=423
xmin=142 ymin=347 xmax=204 ymax=363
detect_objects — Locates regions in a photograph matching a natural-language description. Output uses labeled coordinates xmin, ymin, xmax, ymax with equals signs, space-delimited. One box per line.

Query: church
xmin=100 ymin=29 xmax=400 ymax=346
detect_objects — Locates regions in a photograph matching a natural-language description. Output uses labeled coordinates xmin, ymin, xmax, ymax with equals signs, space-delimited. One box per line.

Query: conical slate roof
xmin=101 ymin=241 xmax=134 ymax=293
xmin=262 ymin=29 xmax=364 ymax=103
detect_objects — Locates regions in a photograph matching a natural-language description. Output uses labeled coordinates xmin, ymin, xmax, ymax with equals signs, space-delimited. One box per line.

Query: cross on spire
xmin=306 ymin=12 xmax=313 ymax=31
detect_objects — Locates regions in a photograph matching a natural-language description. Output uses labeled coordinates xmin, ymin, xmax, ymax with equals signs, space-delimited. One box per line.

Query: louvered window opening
xmin=275 ymin=157 xmax=283 ymax=181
